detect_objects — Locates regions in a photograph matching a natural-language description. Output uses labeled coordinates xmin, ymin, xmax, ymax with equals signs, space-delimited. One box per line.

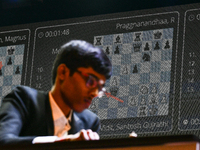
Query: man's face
xmin=60 ymin=67 xmax=106 ymax=113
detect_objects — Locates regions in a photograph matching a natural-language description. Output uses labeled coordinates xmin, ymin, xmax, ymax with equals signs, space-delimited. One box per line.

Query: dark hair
xmin=51 ymin=40 xmax=112 ymax=84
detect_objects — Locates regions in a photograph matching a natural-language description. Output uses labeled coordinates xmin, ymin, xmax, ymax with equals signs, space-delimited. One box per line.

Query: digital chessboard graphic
xmin=0 ymin=45 xmax=25 ymax=104
xmin=90 ymin=28 xmax=173 ymax=120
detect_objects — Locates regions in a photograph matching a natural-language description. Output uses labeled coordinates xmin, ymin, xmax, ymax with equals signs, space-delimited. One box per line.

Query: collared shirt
xmin=49 ymin=92 xmax=72 ymax=137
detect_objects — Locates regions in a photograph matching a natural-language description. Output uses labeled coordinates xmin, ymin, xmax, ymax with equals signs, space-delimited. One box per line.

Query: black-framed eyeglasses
xmin=76 ymin=70 xmax=105 ymax=93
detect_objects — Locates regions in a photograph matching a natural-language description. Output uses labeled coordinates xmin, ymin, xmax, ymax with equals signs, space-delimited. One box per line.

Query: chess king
xmin=0 ymin=40 xmax=112 ymax=144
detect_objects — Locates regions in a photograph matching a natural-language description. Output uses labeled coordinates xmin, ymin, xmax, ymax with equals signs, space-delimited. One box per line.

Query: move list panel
xmin=31 ymin=12 xmax=179 ymax=136
xmin=0 ymin=30 xmax=30 ymax=104
xmin=179 ymin=9 xmax=200 ymax=131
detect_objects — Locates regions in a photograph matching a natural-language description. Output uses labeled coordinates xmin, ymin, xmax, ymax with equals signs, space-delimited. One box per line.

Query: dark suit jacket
xmin=0 ymin=86 xmax=100 ymax=145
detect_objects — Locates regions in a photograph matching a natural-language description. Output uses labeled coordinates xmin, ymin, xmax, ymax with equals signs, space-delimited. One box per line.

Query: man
xmin=0 ymin=40 xmax=112 ymax=144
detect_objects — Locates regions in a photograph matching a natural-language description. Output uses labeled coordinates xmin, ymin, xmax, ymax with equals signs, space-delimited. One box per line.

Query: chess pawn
xmin=90 ymin=101 xmax=96 ymax=109
xmin=112 ymin=77 xmax=118 ymax=86
xmin=105 ymin=47 xmax=110 ymax=55
xmin=154 ymin=42 xmax=160 ymax=50
xmin=7 ymin=57 xmax=12 ymax=65
xmin=132 ymin=65 xmax=138 ymax=73
xmin=114 ymin=46 xmax=120 ymax=54
xmin=15 ymin=66 xmax=20 ymax=74
xmin=164 ymin=40 xmax=170 ymax=49
xmin=161 ymin=95 xmax=167 ymax=103
xmin=144 ymin=42 xmax=150 ymax=51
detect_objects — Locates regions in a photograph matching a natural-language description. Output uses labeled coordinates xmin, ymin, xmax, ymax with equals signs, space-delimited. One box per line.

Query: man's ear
xmin=57 ymin=64 xmax=70 ymax=80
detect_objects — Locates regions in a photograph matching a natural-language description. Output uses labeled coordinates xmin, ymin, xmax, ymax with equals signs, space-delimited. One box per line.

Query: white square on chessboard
xmin=118 ymin=86 xmax=129 ymax=97
xmin=122 ymin=44 xmax=132 ymax=54
xmin=2 ymin=86 xmax=12 ymax=97
xmin=98 ymin=109 xmax=108 ymax=119
xmin=151 ymin=51 xmax=161 ymax=62
xmin=117 ymin=107 xmax=128 ymax=118
xmin=0 ymin=57 xmax=6 ymax=65
xmin=4 ymin=66 xmax=13 ymax=76
xmin=0 ymin=77 xmax=3 ymax=86
xmin=14 ymin=55 xmax=24 ymax=65
xmin=112 ymin=55 xmax=121 ymax=65
xmin=131 ymin=53 xmax=142 ymax=63
xmin=130 ymin=74 xmax=140 ymax=85
xmin=140 ymin=62 xmax=151 ymax=73
xmin=150 ymin=73 xmax=160 ymax=83
xmin=159 ymin=82 xmax=170 ymax=94
xmin=108 ymin=97 xmax=118 ymax=108
xmin=12 ymin=75 xmax=21 ymax=85
xmin=161 ymin=61 xmax=171 ymax=71
xmin=158 ymin=104 xmax=168 ymax=115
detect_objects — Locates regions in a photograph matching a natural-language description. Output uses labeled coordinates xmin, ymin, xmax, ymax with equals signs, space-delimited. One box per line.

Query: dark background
xmin=1 ymin=0 xmax=200 ymax=27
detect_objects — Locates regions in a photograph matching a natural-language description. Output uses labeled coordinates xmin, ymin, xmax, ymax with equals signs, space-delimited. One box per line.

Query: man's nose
xmin=89 ymin=88 xmax=99 ymax=98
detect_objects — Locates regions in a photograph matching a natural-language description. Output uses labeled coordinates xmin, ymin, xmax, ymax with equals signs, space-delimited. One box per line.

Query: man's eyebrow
xmin=88 ymin=73 xmax=99 ymax=80
xmin=88 ymin=73 xmax=105 ymax=85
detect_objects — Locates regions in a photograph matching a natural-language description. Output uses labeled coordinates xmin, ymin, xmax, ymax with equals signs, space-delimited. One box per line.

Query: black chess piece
xmin=154 ymin=31 xmax=162 ymax=39
xmin=0 ymin=69 xmax=2 ymax=76
xmin=134 ymin=33 xmax=141 ymax=41
xmin=114 ymin=46 xmax=120 ymax=54
xmin=95 ymin=37 xmax=102 ymax=45
xmin=154 ymin=42 xmax=160 ymax=50
xmin=115 ymin=35 xmax=121 ymax=43
xmin=15 ymin=66 xmax=20 ymax=74
xmin=144 ymin=42 xmax=150 ymax=51
xmin=7 ymin=57 xmax=12 ymax=65
xmin=106 ymin=47 xmax=110 ymax=55
xmin=110 ymin=87 xmax=118 ymax=97
xmin=164 ymin=40 xmax=170 ymax=49
xmin=8 ymin=47 xmax=15 ymax=55
xmin=132 ymin=65 xmax=138 ymax=73
xmin=142 ymin=53 xmax=150 ymax=61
